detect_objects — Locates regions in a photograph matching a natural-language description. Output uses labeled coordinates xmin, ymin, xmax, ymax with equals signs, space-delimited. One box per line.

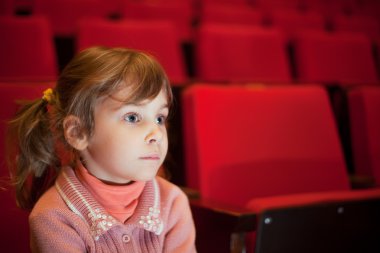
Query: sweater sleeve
xmin=162 ymin=187 xmax=197 ymax=253
xmin=29 ymin=208 xmax=89 ymax=253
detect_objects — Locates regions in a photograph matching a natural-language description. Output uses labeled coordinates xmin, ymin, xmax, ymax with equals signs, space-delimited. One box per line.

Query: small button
xmin=122 ymin=234 xmax=131 ymax=243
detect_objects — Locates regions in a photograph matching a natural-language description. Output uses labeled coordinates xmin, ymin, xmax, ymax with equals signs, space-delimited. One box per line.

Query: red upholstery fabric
xmin=305 ymin=0 xmax=354 ymax=16
xmin=332 ymin=15 xmax=380 ymax=38
xmin=0 ymin=82 xmax=52 ymax=253
xmin=0 ymin=0 xmax=13 ymax=15
xmin=182 ymin=84 xmax=349 ymax=207
xmin=122 ymin=1 xmax=194 ymax=42
xmin=13 ymin=0 xmax=34 ymax=12
xmin=34 ymin=0 xmax=110 ymax=37
xmin=0 ymin=16 xmax=58 ymax=82
xmin=195 ymin=24 xmax=291 ymax=83
xmin=77 ymin=18 xmax=187 ymax=84
xmin=200 ymin=0 xmax=249 ymax=5
xmin=267 ymin=9 xmax=326 ymax=37
xmin=199 ymin=3 xmax=264 ymax=26
xmin=348 ymin=86 xmax=380 ymax=186
xmin=293 ymin=30 xmax=378 ymax=85
xmin=354 ymin=1 xmax=380 ymax=17
xmin=254 ymin=0 xmax=301 ymax=10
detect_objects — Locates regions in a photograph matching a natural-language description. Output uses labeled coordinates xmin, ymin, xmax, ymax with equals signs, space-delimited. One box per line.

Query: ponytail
xmin=7 ymin=96 xmax=60 ymax=210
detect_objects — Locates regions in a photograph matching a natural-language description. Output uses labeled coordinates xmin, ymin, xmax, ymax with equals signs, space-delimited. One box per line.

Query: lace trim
xmin=139 ymin=206 xmax=164 ymax=235
xmin=88 ymin=208 xmax=118 ymax=241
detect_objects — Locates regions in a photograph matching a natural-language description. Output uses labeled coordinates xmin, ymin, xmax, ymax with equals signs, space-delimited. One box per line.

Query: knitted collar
xmin=76 ymin=163 xmax=145 ymax=223
xmin=55 ymin=167 xmax=164 ymax=241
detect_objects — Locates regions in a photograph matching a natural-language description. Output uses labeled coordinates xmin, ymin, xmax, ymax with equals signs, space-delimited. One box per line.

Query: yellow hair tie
xmin=42 ymin=88 xmax=54 ymax=104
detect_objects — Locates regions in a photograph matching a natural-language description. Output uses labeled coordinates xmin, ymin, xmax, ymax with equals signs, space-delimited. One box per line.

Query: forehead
xmin=100 ymin=87 xmax=169 ymax=111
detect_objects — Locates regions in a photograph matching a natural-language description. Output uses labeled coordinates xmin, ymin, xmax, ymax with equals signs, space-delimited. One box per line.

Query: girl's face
xmin=79 ymin=88 xmax=169 ymax=184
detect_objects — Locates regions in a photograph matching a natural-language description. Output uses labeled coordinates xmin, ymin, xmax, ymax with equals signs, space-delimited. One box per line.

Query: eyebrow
xmin=108 ymin=95 xmax=169 ymax=109
xmin=124 ymin=101 xmax=169 ymax=108
xmin=114 ymin=100 xmax=169 ymax=113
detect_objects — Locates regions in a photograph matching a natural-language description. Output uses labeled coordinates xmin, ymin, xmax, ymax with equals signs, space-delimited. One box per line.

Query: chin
xmin=133 ymin=166 xmax=161 ymax=181
xmin=138 ymin=172 xmax=159 ymax=182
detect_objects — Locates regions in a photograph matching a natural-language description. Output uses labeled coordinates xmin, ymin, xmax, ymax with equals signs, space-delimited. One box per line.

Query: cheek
xmin=93 ymin=129 xmax=132 ymax=155
xmin=162 ymin=133 xmax=169 ymax=154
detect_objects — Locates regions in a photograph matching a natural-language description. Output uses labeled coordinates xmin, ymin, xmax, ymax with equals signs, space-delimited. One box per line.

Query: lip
xmin=139 ymin=154 xmax=160 ymax=160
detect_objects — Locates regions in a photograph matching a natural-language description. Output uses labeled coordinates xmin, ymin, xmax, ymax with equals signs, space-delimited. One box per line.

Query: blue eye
xmin=124 ymin=113 xmax=141 ymax=123
xmin=156 ymin=115 xmax=167 ymax=125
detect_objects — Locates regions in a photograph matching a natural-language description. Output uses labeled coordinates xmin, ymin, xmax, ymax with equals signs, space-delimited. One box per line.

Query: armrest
xmin=181 ymin=186 xmax=256 ymax=232
xmin=189 ymin=198 xmax=256 ymax=253
xmin=190 ymin=198 xmax=257 ymax=233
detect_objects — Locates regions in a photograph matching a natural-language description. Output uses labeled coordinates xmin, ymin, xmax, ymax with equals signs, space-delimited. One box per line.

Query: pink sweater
xmin=29 ymin=167 xmax=196 ymax=253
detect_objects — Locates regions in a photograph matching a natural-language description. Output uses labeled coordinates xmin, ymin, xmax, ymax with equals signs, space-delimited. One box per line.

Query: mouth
xmin=139 ymin=154 xmax=160 ymax=160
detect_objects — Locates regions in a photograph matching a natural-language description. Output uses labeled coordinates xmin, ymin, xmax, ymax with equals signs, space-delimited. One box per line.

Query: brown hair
xmin=7 ymin=46 xmax=172 ymax=210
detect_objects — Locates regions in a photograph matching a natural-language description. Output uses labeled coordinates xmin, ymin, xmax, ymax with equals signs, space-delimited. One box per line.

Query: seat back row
xmin=1 ymin=15 xmax=380 ymax=86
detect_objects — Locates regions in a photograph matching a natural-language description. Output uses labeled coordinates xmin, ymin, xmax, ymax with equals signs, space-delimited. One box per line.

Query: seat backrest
xmin=305 ymin=0 xmax=352 ymax=17
xmin=182 ymin=84 xmax=350 ymax=207
xmin=195 ymin=24 xmax=291 ymax=83
xmin=354 ymin=1 xmax=380 ymax=17
xmin=293 ymin=30 xmax=378 ymax=85
xmin=122 ymin=1 xmax=194 ymax=42
xmin=34 ymin=0 xmax=110 ymax=37
xmin=254 ymin=0 xmax=301 ymax=10
xmin=267 ymin=9 xmax=326 ymax=37
xmin=348 ymin=86 xmax=380 ymax=186
xmin=77 ymin=18 xmax=187 ymax=84
xmin=332 ymin=15 xmax=380 ymax=38
xmin=0 ymin=82 xmax=52 ymax=253
xmin=199 ymin=3 xmax=264 ymax=26
xmin=0 ymin=0 xmax=13 ymax=15
xmin=0 ymin=16 xmax=58 ymax=82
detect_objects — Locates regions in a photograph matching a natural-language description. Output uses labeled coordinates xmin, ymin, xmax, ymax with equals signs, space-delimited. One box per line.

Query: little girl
xmin=7 ymin=46 xmax=196 ymax=253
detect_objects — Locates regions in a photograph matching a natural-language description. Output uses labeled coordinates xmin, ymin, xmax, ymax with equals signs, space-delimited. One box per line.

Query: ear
xmin=63 ymin=115 xmax=88 ymax=151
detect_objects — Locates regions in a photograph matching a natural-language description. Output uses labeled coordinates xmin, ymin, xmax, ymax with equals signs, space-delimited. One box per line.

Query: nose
xmin=145 ymin=124 xmax=163 ymax=144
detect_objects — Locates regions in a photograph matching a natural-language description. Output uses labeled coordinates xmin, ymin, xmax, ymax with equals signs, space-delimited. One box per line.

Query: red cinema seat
xmin=348 ymin=86 xmax=380 ymax=187
xmin=0 ymin=0 xmax=14 ymax=15
xmin=199 ymin=3 xmax=264 ymax=26
xmin=183 ymin=84 xmax=350 ymax=205
xmin=122 ymin=1 xmax=194 ymax=42
xmin=331 ymin=15 xmax=380 ymax=38
xmin=293 ymin=30 xmax=378 ymax=85
xmin=77 ymin=18 xmax=188 ymax=84
xmin=34 ymin=0 xmax=111 ymax=37
xmin=0 ymin=16 xmax=58 ymax=82
xmin=195 ymin=24 xmax=291 ymax=83
xmin=306 ymin=0 xmax=354 ymax=17
xmin=254 ymin=0 xmax=301 ymax=10
xmin=182 ymin=84 xmax=380 ymax=252
xmin=0 ymin=82 xmax=52 ymax=253
xmin=267 ymin=9 xmax=326 ymax=37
